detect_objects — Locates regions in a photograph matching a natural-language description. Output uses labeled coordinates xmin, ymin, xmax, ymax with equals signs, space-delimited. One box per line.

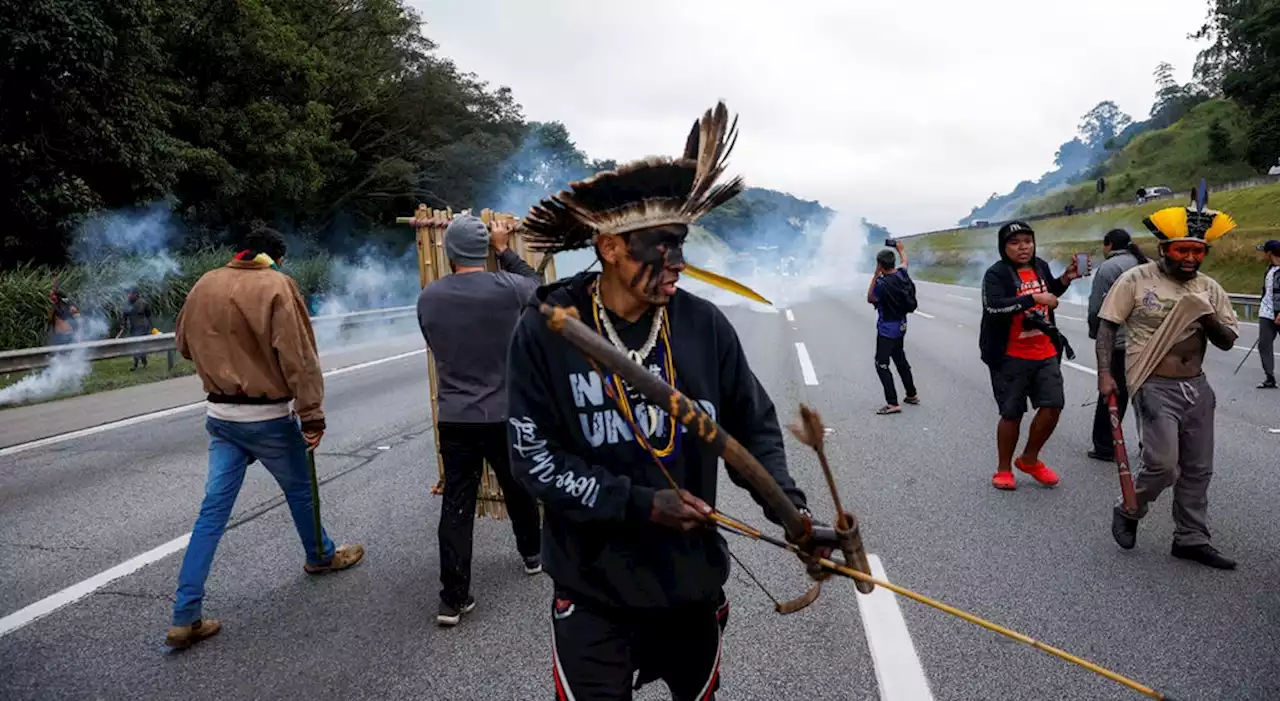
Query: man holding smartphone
xmin=866 ymin=239 xmax=919 ymax=414
xmin=979 ymin=221 xmax=1083 ymax=491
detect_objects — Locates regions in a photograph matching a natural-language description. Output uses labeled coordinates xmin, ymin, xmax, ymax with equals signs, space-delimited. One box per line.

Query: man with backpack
xmin=979 ymin=221 xmax=1083 ymax=490
xmin=867 ymin=240 xmax=919 ymax=415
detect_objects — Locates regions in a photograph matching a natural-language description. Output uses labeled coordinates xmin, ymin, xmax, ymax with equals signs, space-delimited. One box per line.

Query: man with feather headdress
xmin=1095 ymin=184 xmax=1239 ymax=569
xmin=505 ymin=103 xmax=814 ymax=700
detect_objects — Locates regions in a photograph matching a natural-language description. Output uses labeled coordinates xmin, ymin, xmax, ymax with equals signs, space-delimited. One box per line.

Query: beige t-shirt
xmin=1097 ymin=262 xmax=1238 ymax=392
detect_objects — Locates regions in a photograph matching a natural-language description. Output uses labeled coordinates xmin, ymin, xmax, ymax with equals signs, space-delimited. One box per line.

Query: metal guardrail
xmin=1229 ymin=293 xmax=1264 ymax=322
xmin=0 ymin=306 xmax=417 ymax=374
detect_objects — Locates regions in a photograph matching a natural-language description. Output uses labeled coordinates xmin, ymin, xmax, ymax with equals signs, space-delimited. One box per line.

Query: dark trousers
xmin=437 ymin=422 xmax=542 ymax=607
xmin=1091 ymin=348 xmax=1130 ymax=457
xmin=875 ymin=333 xmax=916 ymax=405
xmin=1259 ymin=318 xmax=1277 ymax=379
xmin=551 ymin=586 xmax=729 ymax=700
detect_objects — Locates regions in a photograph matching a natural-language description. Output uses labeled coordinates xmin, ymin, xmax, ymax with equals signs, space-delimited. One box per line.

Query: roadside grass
xmin=1013 ymin=99 xmax=1259 ymax=217
xmin=0 ymin=353 xmax=198 ymax=408
xmin=909 ymin=181 xmax=1280 ymax=295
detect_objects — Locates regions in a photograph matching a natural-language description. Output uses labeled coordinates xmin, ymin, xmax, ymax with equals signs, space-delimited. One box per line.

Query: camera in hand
xmin=1023 ymin=308 xmax=1075 ymax=360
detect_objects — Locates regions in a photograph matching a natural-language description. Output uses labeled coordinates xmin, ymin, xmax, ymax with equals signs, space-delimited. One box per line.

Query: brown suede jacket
xmin=176 ymin=259 xmax=325 ymax=431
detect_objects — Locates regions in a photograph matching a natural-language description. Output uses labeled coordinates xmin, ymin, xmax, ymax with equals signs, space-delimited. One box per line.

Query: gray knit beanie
xmin=444 ymin=215 xmax=490 ymax=267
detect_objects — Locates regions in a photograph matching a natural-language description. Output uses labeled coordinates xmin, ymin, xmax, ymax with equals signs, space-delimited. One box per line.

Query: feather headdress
xmin=1142 ymin=179 xmax=1236 ymax=244
xmin=519 ymin=102 xmax=746 ymax=255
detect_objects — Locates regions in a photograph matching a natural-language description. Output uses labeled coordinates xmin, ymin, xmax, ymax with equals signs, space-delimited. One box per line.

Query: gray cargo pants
xmin=1118 ymin=374 xmax=1216 ymax=547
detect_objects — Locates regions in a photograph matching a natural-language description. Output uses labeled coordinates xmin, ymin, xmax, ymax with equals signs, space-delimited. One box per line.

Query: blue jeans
xmin=172 ymin=415 xmax=336 ymax=626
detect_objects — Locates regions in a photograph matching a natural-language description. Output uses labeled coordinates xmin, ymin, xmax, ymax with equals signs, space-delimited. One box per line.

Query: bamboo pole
xmin=402 ymin=204 xmax=552 ymax=521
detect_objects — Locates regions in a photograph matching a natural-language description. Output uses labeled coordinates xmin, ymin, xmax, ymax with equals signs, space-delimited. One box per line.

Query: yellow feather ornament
xmin=682 ymin=264 xmax=773 ymax=306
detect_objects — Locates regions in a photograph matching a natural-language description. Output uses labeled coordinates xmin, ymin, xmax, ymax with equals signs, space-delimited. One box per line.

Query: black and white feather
xmin=519 ymin=102 xmax=746 ymax=255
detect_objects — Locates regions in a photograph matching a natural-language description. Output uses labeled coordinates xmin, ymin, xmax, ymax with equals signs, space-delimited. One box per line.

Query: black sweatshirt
xmin=505 ymin=271 xmax=808 ymax=609
xmin=979 ymin=257 xmax=1071 ymax=367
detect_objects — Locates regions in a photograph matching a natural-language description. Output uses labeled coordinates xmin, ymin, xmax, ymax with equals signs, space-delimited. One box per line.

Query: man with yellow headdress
xmin=1094 ymin=185 xmax=1239 ymax=569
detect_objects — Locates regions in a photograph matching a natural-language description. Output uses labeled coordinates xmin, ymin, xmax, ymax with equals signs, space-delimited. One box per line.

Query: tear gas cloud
xmin=0 ymin=204 xmax=426 ymax=407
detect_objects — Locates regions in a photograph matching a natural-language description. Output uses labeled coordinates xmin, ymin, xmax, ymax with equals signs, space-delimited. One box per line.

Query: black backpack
xmin=878 ymin=270 xmax=918 ymax=317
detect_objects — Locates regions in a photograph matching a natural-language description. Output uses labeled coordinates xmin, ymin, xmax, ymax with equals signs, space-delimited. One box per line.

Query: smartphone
xmin=884 ymin=237 xmax=898 ymax=247
xmin=1074 ymin=252 xmax=1091 ymax=276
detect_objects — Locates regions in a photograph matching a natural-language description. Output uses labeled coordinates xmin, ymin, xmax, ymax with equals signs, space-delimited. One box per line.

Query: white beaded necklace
xmin=593 ymin=282 xmax=664 ymax=366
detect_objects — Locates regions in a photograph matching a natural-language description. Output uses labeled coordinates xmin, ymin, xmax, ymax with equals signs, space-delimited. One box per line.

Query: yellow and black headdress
xmin=1141 ymin=182 xmax=1236 ymax=244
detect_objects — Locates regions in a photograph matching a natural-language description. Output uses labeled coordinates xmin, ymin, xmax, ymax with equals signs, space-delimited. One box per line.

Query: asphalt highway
xmin=1 ymin=277 xmax=1277 ymax=701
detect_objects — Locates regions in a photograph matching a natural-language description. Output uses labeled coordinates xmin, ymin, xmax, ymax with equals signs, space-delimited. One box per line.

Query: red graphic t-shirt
xmin=1006 ymin=268 xmax=1058 ymax=361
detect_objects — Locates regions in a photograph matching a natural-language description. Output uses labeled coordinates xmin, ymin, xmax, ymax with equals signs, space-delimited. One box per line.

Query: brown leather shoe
xmin=303 ymin=543 xmax=365 ymax=574
xmin=166 ymin=618 xmax=222 ymax=650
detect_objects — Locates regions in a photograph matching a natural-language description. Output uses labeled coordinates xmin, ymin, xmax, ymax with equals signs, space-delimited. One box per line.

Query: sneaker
xmin=304 ymin=544 xmax=365 ymax=575
xmin=522 ymin=555 xmax=543 ymax=575
xmin=1111 ymin=507 xmax=1138 ymax=550
xmin=1171 ymin=543 xmax=1236 ymax=570
xmin=1014 ymin=457 xmax=1059 ymax=487
xmin=165 ymin=618 xmax=222 ymax=650
xmin=1257 ymin=377 xmax=1276 ymax=389
xmin=991 ymin=471 xmax=1016 ymax=490
xmin=437 ymin=596 xmax=477 ymax=627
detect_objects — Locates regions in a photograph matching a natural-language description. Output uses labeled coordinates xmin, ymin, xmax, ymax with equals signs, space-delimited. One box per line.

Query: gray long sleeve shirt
xmin=416 ymin=248 xmax=541 ymax=423
xmin=1088 ymin=250 xmax=1142 ymax=348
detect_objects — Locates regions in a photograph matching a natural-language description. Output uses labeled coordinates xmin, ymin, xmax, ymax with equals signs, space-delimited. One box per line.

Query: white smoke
xmin=311 ymin=246 xmax=423 ymax=350
xmin=679 ymin=210 xmax=870 ymax=311
xmin=0 ymin=317 xmax=111 ymax=407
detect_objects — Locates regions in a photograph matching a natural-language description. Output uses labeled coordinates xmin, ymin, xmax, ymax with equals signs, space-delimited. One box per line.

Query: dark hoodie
xmin=978 ymin=224 xmax=1071 ymax=367
xmin=505 ymin=270 xmax=808 ymax=609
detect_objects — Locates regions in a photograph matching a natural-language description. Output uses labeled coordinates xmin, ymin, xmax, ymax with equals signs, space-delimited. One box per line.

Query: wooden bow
xmin=539 ymin=302 xmax=1186 ymax=700
xmin=539 ymin=303 xmax=874 ymax=613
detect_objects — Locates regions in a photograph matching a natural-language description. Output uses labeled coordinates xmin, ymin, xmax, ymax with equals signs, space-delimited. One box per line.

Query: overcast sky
xmin=415 ymin=0 xmax=1211 ymax=234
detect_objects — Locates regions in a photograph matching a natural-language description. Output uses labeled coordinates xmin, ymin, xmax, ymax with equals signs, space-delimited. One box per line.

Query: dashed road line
xmin=856 ymin=555 xmax=936 ymax=701
xmin=946 ymin=293 xmax=973 ymax=302
xmin=1063 ymin=360 xmax=1097 ymax=376
xmin=914 ymin=311 xmax=936 ymax=319
xmin=785 ymin=309 xmax=795 ymax=322
xmin=0 ymin=350 xmax=427 ymax=457
xmin=795 ymin=342 xmax=819 ymax=385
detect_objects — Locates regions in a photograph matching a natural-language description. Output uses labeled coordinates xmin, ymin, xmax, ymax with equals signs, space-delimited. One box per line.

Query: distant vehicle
xmin=971 ymin=220 xmax=991 ymax=228
xmin=1136 ymin=186 xmax=1173 ymax=203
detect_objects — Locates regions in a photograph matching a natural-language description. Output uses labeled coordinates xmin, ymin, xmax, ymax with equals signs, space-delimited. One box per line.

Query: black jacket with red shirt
xmin=979 ymin=255 xmax=1072 ymax=367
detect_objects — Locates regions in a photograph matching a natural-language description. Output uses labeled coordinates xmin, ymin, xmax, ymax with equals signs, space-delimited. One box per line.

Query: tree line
xmin=0 ymin=0 xmax=618 ymax=269
xmin=1 ymin=0 xmax=838 ymax=271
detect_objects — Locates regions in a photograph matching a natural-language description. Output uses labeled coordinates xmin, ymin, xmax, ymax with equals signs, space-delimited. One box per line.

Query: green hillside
xmin=908 ymin=181 xmax=1280 ymax=296
xmin=1015 ymin=100 xmax=1260 ymax=217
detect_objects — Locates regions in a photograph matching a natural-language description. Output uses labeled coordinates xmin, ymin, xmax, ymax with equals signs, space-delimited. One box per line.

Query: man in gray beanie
xmin=416 ymin=214 xmax=544 ymax=627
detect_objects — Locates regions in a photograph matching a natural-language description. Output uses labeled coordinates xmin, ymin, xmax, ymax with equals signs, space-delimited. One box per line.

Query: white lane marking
xmin=0 ymin=348 xmax=431 ymax=638
xmin=913 ymin=311 xmax=936 ymax=319
xmin=1056 ymin=314 xmax=1084 ymax=322
xmin=856 ymin=554 xmax=935 ymax=701
xmin=0 ymin=350 xmax=426 ymax=458
xmin=1063 ymin=360 xmax=1098 ymax=376
xmin=784 ymin=309 xmax=795 ymax=322
xmin=0 ymin=533 xmax=191 ymax=638
xmin=1232 ymin=344 xmax=1280 ymax=356
xmin=795 ymin=342 xmax=819 ymax=386
xmin=946 ymin=293 xmax=973 ymax=301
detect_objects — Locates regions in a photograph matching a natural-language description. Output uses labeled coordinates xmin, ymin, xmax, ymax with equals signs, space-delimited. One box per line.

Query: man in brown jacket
xmin=166 ymin=227 xmax=364 ymax=650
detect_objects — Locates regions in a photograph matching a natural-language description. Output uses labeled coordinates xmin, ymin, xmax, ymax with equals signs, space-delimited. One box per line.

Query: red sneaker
xmin=991 ymin=471 xmax=1016 ymax=490
xmin=1015 ymin=457 xmax=1059 ymax=486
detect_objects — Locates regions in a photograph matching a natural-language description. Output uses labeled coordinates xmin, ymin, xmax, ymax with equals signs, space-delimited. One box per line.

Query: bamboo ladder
xmin=397 ymin=205 xmax=558 ymax=520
